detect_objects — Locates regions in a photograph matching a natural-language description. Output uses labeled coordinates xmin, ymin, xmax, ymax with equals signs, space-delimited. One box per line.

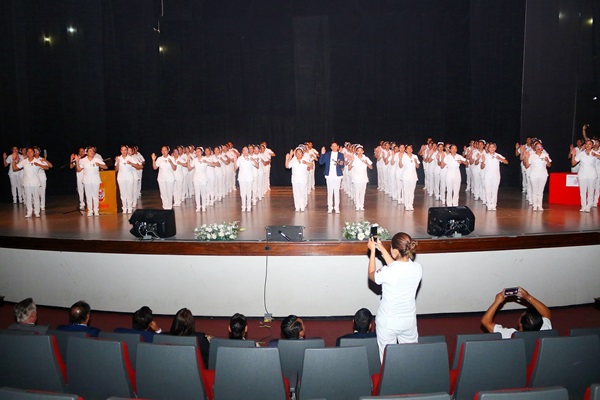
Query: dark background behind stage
xmin=0 ymin=0 xmax=598 ymax=198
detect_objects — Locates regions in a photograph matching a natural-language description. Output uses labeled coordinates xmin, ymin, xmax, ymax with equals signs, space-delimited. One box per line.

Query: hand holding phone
xmin=504 ymin=287 xmax=519 ymax=297
xmin=370 ymin=225 xmax=378 ymax=240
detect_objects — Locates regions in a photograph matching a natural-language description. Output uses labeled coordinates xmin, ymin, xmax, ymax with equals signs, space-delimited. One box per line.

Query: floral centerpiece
xmin=342 ymin=221 xmax=390 ymax=241
xmin=194 ymin=221 xmax=243 ymax=241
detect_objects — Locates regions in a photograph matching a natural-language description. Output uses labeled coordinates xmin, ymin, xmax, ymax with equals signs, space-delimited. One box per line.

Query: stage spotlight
xmin=67 ymin=26 xmax=77 ymax=34
xmin=129 ymin=209 xmax=176 ymax=239
xmin=42 ymin=36 xmax=52 ymax=44
xmin=427 ymin=206 xmax=475 ymax=237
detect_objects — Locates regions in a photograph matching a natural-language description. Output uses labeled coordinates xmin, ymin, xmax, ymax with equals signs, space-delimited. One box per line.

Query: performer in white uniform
xmin=368 ymin=232 xmax=422 ymax=361
xmin=13 ymin=147 xmax=47 ymax=218
xmin=3 ymin=147 xmax=24 ymax=204
xmin=33 ymin=147 xmax=52 ymax=211
xmin=440 ymin=145 xmax=467 ymax=207
xmin=151 ymin=146 xmax=176 ymax=210
xmin=522 ymin=141 xmax=551 ymax=211
xmin=399 ymin=145 xmax=420 ymax=211
xmin=75 ymin=146 xmax=107 ymax=216
xmin=285 ymin=147 xmax=312 ymax=212
xmin=572 ymin=139 xmax=600 ymax=212
xmin=171 ymin=148 xmax=187 ymax=207
xmin=131 ymin=146 xmax=145 ymax=206
xmin=69 ymin=147 xmax=87 ymax=210
xmin=235 ymin=146 xmax=259 ymax=212
xmin=347 ymin=144 xmax=373 ymax=211
xmin=480 ymin=143 xmax=508 ymax=211
xmin=188 ymin=147 xmax=208 ymax=212
xmin=115 ymin=145 xmax=142 ymax=214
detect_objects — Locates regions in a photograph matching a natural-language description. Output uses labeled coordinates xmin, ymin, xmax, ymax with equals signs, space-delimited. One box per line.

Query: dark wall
xmin=0 ymin=0 xmax=597 ymax=199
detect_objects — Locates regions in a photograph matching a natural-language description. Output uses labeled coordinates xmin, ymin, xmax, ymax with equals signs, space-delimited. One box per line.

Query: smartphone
xmin=370 ymin=225 xmax=378 ymax=240
xmin=504 ymin=287 xmax=519 ymax=296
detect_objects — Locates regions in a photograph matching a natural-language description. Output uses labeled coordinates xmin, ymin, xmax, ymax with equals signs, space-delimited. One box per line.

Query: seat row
xmin=1 ymin=331 xmax=599 ymax=400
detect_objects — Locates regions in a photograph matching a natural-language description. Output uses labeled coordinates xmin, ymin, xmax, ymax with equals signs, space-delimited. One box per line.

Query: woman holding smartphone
xmin=367 ymin=232 xmax=422 ymax=361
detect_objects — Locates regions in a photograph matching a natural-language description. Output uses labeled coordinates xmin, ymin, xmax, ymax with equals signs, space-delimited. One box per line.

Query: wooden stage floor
xmin=0 ymin=185 xmax=598 ymax=243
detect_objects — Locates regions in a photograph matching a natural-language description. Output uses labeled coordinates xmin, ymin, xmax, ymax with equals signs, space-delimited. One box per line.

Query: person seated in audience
xmin=269 ymin=314 xmax=306 ymax=346
xmin=114 ymin=305 xmax=162 ymax=342
xmin=481 ymin=286 xmax=552 ymax=339
xmin=228 ymin=312 xmax=248 ymax=340
xmin=7 ymin=297 xmax=48 ymax=334
xmin=170 ymin=307 xmax=211 ymax=367
xmin=335 ymin=308 xmax=376 ymax=346
xmin=55 ymin=300 xmax=101 ymax=337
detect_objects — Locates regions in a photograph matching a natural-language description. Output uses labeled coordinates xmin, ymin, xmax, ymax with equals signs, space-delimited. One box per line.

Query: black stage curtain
xmin=0 ymin=0 xmax=597 ymax=197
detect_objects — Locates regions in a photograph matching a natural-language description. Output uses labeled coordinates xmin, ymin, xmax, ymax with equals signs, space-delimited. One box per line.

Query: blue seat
xmin=136 ymin=342 xmax=210 ymax=400
xmin=451 ymin=332 xmax=501 ymax=369
xmin=66 ymin=337 xmax=136 ymax=400
xmin=0 ymin=334 xmax=66 ymax=393
xmin=297 ymin=346 xmax=372 ymax=400
xmin=213 ymin=347 xmax=288 ymax=399
xmin=374 ymin=342 xmax=449 ymax=396
xmin=527 ymin=335 xmax=600 ymax=400
xmin=452 ymin=338 xmax=526 ymax=400
xmin=339 ymin=336 xmax=381 ymax=375
xmin=98 ymin=331 xmax=142 ymax=369
xmin=475 ymin=386 xmax=568 ymax=399
xmin=0 ymin=387 xmax=80 ymax=400
xmin=512 ymin=329 xmax=559 ymax=363
xmin=207 ymin=337 xmax=256 ymax=370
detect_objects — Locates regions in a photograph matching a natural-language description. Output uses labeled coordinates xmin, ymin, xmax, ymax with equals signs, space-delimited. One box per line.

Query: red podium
xmin=548 ymin=172 xmax=580 ymax=205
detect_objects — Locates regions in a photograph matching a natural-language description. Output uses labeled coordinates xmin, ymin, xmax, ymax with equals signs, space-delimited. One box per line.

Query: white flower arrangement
xmin=194 ymin=221 xmax=244 ymax=241
xmin=342 ymin=221 xmax=390 ymax=241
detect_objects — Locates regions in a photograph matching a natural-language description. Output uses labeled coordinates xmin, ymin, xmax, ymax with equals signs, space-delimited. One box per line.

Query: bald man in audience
xmin=56 ymin=300 xmax=101 ymax=337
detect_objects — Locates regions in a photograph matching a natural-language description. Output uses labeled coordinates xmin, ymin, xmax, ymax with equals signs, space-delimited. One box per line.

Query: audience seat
xmin=45 ymin=330 xmax=88 ymax=362
xmin=152 ymin=334 xmax=199 ymax=347
xmin=0 ymin=329 xmax=37 ymax=335
xmin=98 ymin=331 xmax=142 ymax=369
xmin=66 ymin=336 xmax=136 ymax=400
xmin=136 ymin=342 xmax=211 ymax=400
xmin=452 ymin=338 xmax=526 ymax=400
xmin=297 ymin=346 xmax=372 ymax=400
xmin=0 ymin=388 xmax=81 ymax=400
xmin=373 ymin=342 xmax=450 ymax=396
xmin=0 ymin=334 xmax=67 ymax=393
xmin=585 ymin=383 xmax=600 ymax=400
xmin=527 ymin=335 xmax=600 ymax=400
xmin=475 ymin=386 xmax=569 ymax=399
xmin=360 ymin=393 xmax=451 ymax=399
xmin=339 ymin=336 xmax=381 ymax=375
xmin=451 ymin=332 xmax=501 ymax=369
xmin=277 ymin=338 xmax=325 ymax=395
xmin=207 ymin=337 xmax=256 ymax=370
xmin=512 ymin=329 xmax=559 ymax=363
xmin=213 ymin=347 xmax=289 ymax=399
xmin=418 ymin=335 xmax=447 ymax=344
xmin=570 ymin=327 xmax=600 ymax=338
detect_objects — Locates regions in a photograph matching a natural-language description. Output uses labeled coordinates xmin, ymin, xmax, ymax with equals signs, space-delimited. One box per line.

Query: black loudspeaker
xmin=265 ymin=225 xmax=304 ymax=242
xmin=129 ymin=209 xmax=176 ymax=238
xmin=427 ymin=206 xmax=475 ymax=237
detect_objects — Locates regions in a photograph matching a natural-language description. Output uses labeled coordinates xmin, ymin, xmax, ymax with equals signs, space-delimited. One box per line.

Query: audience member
xmin=335 ymin=308 xmax=376 ymax=346
xmin=481 ymin=287 xmax=552 ymax=339
xmin=7 ymin=297 xmax=48 ymax=334
xmin=228 ymin=312 xmax=248 ymax=340
xmin=169 ymin=307 xmax=211 ymax=367
xmin=114 ymin=306 xmax=162 ymax=342
xmin=55 ymin=300 xmax=101 ymax=337
xmin=268 ymin=314 xmax=306 ymax=346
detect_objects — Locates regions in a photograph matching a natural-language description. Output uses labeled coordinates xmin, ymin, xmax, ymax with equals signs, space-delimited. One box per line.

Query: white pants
xmin=439 ymin=170 xmax=447 ymax=204
xmin=325 ymin=175 xmax=342 ymax=211
xmin=354 ymin=181 xmax=367 ymax=210
xmin=578 ymin=177 xmax=597 ymax=210
xmin=520 ymin=163 xmax=528 ymax=193
xmin=39 ymin=179 xmax=47 ymax=209
xmin=239 ymin=180 xmax=252 ymax=210
xmin=77 ymin=173 xmax=85 ymax=207
xmin=484 ymin=175 xmax=501 ymax=209
xmin=173 ymin=178 xmax=183 ymax=206
xmin=472 ymin=168 xmax=483 ymax=200
xmin=193 ymin=181 xmax=207 ymax=211
xmin=446 ymin=173 xmax=461 ymax=206
xmin=84 ymin=182 xmax=100 ymax=214
xmin=376 ymin=318 xmax=418 ymax=362
xmin=157 ymin=179 xmax=174 ymax=210
xmin=530 ymin=175 xmax=547 ymax=209
xmin=24 ymin=185 xmax=40 ymax=216
xmin=9 ymin=173 xmax=23 ymax=203
xmin=292 ymin=181 xmax=307 ymax=210
xmin=403 ymin=178 xmax=417 ymax=209
xmin=117 ymin=178 xmax=135 ymax=212
xmin=433 ymin=171 xmax=441 ymax=199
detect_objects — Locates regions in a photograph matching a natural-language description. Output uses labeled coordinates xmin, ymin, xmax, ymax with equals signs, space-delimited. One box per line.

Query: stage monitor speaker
xmin=129 ymin=209 xmax=176 ymax=238
xmin=427 ymin=206 xmax=475 ymax=237
xmin=266 ymin=225 xmax=304 ymax=242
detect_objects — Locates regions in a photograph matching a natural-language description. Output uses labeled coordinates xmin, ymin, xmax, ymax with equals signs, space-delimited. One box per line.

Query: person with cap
xmin=286 ymin=145 xmax=313 ymax=212
xmin=347 ymin=144 xmax=373 ymax=211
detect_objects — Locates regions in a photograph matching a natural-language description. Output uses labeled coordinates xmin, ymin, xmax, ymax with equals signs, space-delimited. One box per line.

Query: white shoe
xmin=25 ymin=214 xmax=32 ymax=218
xmin=88 ymin=212 xmax=93 ymax=217
xmin=327 ymin=209 xmax=332 ymax=214
xmin=35 ymin=214 xmax=40 ymax=218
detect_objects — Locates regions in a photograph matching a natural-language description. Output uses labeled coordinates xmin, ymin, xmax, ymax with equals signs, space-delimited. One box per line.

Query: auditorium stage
xmin=0 ymin=185 xmax=598 ymax=248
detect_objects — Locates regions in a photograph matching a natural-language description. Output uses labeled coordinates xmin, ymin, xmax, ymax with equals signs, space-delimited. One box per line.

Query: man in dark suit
xmin=7 ymin=297 xmax=49 ymax=334
xmin=114 ymin=305 xmax=162 ymax=342
xmin=319 ymin=141 xmax=345 ymax=213
xmin=55 ymin=300 xmax=100 ymax=337
xmin=336 ymin=308 xmax=376 ymax=346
